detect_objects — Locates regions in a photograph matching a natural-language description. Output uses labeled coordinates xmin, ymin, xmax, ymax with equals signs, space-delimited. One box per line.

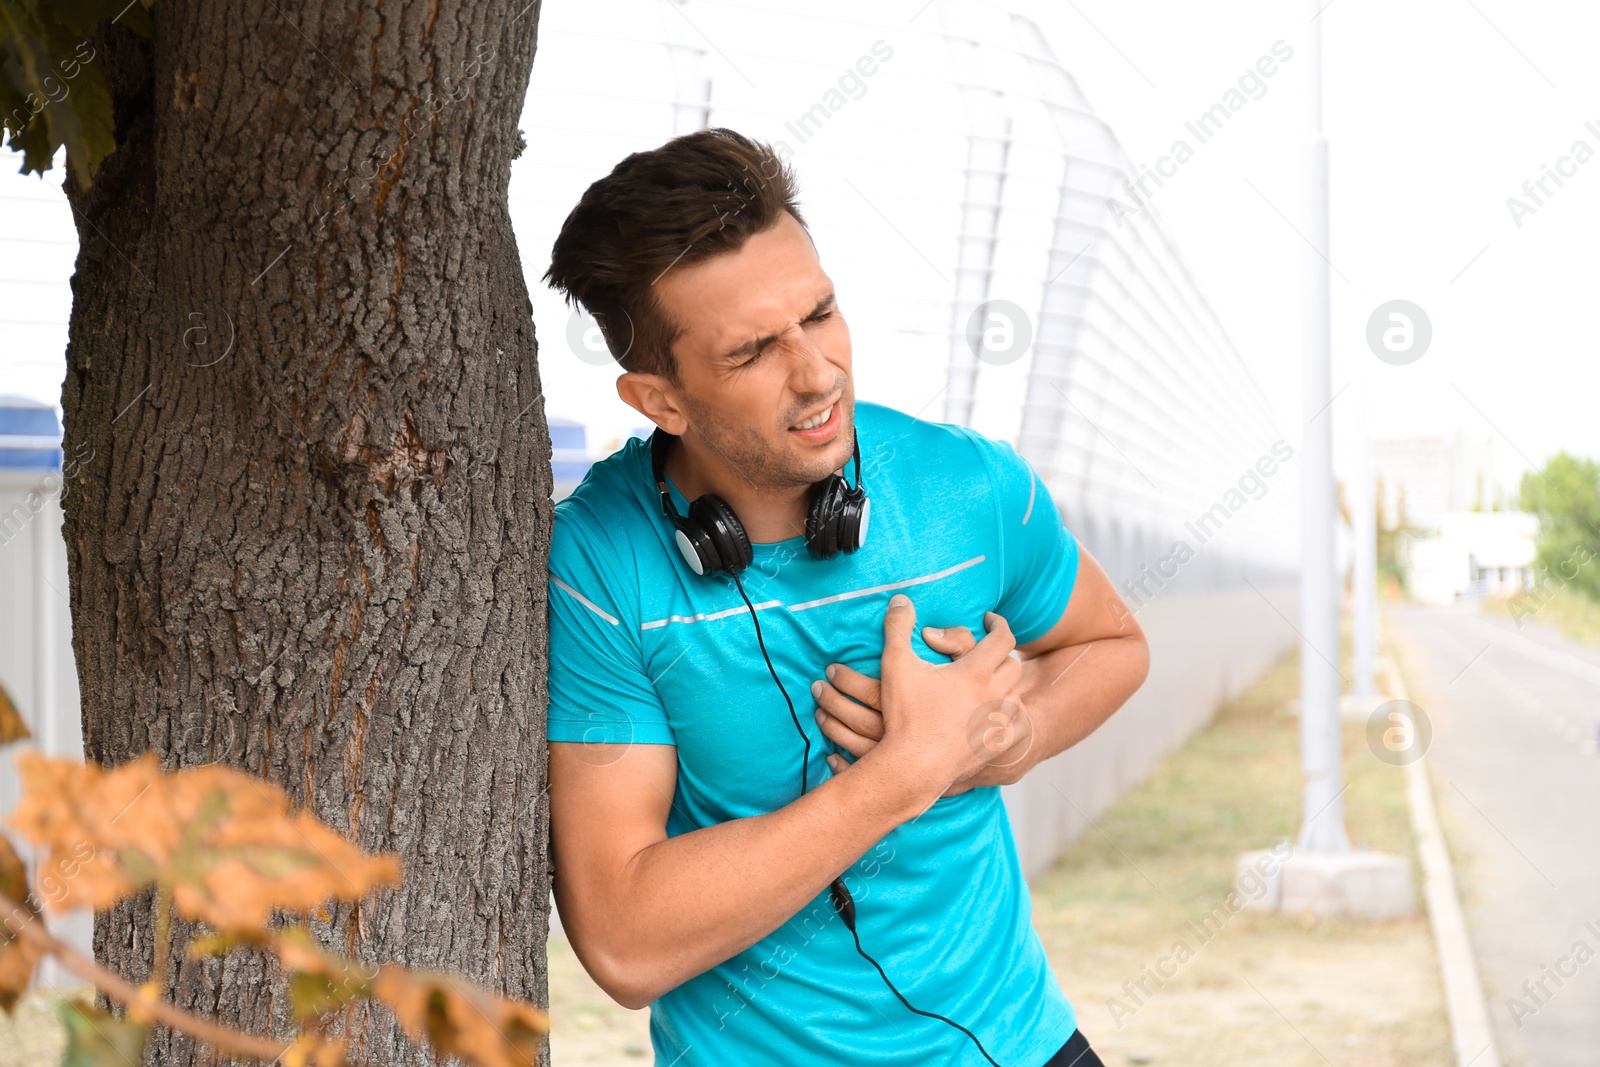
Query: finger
xmin=815 ymin=708 xmax=878 ymax=757
xmin=964 ymin=610 xmax=1017 ymax=670
xmin=923 ymin=625 xmax=977 ymax=658
xmin=826 ymin=752 xmax=855 ymax=775
xmin=824 ymin=662 xmax=883 ymax=710
xmin=881 ymin=593 xmax=916 ymax=663
xmin=812 ymin=681 xmax=885 ymax=740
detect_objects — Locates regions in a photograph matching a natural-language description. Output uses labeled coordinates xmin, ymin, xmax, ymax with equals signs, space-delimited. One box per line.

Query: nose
xmin=779 ymin=321 xmax=836 ymax=397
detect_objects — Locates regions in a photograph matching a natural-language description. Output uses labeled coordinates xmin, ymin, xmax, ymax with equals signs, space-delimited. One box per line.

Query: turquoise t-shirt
xmin=546 ymin=400 xmax=1082 ymax=1066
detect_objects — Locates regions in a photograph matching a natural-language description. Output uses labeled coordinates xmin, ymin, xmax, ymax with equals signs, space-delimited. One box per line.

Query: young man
xmin=542 ymin=128 xmax=1149 ymax=1066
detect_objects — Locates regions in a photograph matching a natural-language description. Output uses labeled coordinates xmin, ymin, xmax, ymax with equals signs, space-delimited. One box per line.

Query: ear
xmin=616 ymin=372 xmax=690 ymax=436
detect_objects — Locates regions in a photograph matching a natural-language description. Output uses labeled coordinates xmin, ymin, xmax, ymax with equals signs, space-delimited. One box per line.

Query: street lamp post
xmin=1235 ymin=1 xmax=1411 ymax=922
xmin=1297 ymin=0 xmax=1350 ymax=856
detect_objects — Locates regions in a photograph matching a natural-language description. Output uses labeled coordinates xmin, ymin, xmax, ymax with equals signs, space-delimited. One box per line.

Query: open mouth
xmin=788 ymin=400 xmax=843 ymax=441
xmin=790 ymin=403 xmax=835 ymax=431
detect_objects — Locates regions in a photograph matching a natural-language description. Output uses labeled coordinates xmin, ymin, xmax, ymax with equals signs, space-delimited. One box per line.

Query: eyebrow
xmin=717 ymin=292 xmax=837 ymax=365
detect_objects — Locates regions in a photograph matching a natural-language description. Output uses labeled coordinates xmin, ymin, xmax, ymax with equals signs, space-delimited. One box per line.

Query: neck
xmin=663 ymin=433 xmax=817 ymax=545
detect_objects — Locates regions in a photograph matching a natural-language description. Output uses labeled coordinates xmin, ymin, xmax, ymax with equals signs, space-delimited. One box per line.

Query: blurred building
xmin=1373 ymin=430 xmax=1508 ymax=532
xmin=549 ymin=417 xmax=594 ymax=500
xmin=1405 ymin=511 xmax=1539 ymax=604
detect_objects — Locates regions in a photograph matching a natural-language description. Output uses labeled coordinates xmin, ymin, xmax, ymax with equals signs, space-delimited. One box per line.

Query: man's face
xmin=648 ymin=210 xmax=855 ymax=490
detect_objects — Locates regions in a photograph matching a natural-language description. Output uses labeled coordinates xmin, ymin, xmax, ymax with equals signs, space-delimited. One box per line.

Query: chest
xmin=638 ymin=529 xmax=1003 ymax=821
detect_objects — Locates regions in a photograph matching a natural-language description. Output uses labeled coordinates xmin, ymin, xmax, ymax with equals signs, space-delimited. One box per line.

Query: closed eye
xmin=736 ymin=310 xmax=838 ymax=369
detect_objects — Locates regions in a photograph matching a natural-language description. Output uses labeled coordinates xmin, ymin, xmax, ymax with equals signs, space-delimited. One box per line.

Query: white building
xmin=1372 ymin=430 xmax=1510 ymax=532
xmin=1404 ymin=510 xmax=1539 ymax=604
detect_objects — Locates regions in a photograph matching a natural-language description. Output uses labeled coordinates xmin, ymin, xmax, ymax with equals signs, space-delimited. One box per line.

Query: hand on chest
xmin=641 ymin=544 xmax=1000 ymax=820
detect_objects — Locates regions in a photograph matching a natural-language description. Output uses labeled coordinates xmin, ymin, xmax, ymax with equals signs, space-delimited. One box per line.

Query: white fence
xmin=1002 ymin=578 xmax=1297 ymax=880
xmin=0 ymin=468 xmax=94 ymax=984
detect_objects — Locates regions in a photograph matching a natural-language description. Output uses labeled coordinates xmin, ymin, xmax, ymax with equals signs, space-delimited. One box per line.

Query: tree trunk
xmin=58 ymin=2 xmax=551 ymax=1063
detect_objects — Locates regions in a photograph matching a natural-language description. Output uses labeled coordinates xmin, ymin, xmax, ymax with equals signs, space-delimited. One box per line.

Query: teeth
xmin=793 ymin=404 xmax=832 ymax=431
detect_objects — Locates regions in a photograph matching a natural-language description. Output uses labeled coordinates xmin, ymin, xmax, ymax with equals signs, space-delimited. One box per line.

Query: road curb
xmin=1385 ymin=629 xmax=1502 ymax=1067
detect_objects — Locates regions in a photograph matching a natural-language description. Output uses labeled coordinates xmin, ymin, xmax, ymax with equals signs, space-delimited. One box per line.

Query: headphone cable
xmin=730 ymin=570 xmax=811 ymax=797
xmin=727 ymin=570 xmax=1003 ymax=1067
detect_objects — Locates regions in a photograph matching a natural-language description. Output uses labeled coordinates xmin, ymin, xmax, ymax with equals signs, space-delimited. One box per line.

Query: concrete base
xmin=1235 ymin=848 xmax=1289 ymax=912
xmin=1338 ymin=693 xmax=1389 ymax=720
xmin=1236 ymin=848 xmax=1415 ymax=920
xmin=1282 ymin=851 xmax=1415 ymax=920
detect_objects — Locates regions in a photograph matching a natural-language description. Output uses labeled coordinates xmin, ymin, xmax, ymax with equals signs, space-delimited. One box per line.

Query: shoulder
xmin=856 ymin=399 xmax=989 ymax=471
xmin=856 ymin=400 xmax=1027 ymax=495
xmin=554 ymin=433 xmax=649 ymax=531
xmin=550 ymin=434 xmax=654 ymax=587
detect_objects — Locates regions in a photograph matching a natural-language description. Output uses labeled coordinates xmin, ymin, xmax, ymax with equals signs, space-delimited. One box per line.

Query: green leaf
xmin=185 ymin=929 xmax=255 ymax=958
xmin=33 ymin=0 xmax=151 ymax=40
xmin=287 ymin=971 xmax=366 ymax=1023
xmin=58 ymin=999 xmax=148 ymax=1067
xmin=0 ymin=0 xmax=133 ymax=185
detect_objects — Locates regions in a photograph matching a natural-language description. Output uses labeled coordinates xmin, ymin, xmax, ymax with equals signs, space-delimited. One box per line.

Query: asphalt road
xmin=1386 ymin=601 xmax=1600 ymax=1067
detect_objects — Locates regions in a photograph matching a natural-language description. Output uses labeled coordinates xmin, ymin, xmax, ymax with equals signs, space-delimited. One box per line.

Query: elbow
xmin=602 ymin=962 xmax=657 ymax=1012
xmin=587 ymin=943 xmax=666 ymax=1011
xmin=1130 ymin=634 xmax=1152 ymax=693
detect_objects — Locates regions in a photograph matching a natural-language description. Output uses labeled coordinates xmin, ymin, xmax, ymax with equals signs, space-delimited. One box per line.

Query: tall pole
xmin=1298 ymin=1 xmax=1349 ymax=853
xmin=1353 ymin=372 xmax=1376 ymax=699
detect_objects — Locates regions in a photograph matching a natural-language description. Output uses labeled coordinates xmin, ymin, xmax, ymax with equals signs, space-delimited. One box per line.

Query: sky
xmin=3 ymin=0 xmax=1596 ymax=505
xmin=1023 ymin=0 xmax=1600 ymax=498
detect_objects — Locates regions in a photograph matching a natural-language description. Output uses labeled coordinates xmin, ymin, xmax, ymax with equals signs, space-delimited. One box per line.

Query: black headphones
xmin=649 ymin=427 xmax=870 ymax=577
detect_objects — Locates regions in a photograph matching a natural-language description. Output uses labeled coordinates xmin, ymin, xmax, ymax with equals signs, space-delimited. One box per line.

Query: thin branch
xmin=0 ymin=891 xmax=291 ymax=1062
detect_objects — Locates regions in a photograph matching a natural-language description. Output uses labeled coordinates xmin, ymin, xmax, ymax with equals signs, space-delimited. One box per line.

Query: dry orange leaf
xmin=279 ymin=1032 xmax=348 ymax=1067
xmin=374 ymin=966 xmax=550 ymax=1067
xmin=4 ymin=755 xmax=138 ymax=911
xmin=6 ymin=752 xmax=400 ymax=930
xmin=271 ymin=928 xmax=357 ymax=981
xmin=0 ymin=837 xmax=42 ymax=1014
xmin=0 ymin=683 xmax=28 ymax=747
xmin=0 ymin=836 xmax=29 ymax=905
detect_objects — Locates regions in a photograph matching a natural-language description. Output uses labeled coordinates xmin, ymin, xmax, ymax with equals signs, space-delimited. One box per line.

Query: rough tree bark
xmin=57 ymin=2 xmax=551 ymax=1063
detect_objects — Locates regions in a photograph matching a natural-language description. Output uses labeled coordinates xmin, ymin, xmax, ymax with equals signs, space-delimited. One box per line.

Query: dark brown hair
xmin=543 ymin=128 xmax=807 ymax=383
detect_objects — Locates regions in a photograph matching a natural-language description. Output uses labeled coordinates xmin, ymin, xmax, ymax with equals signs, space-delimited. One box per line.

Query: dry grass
xmin=0 ymin=989 xmax=75 ymax=1067
xmin=1484 ymin=584 xmax=1600 ymax=648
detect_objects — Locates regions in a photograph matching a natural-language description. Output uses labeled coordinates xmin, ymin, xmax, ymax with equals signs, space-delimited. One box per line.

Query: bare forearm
xmin=602 ymin=747 xmax=929 ymax=1007
xmin=1012 ymin=633 xmax=1149 ymax=776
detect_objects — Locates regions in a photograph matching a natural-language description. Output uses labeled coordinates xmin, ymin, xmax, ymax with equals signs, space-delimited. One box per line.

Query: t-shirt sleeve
xmin=546 ymin=510 xmax=676 ymax=747
xmin=962 ymin=429 xmax=1081 ymax=647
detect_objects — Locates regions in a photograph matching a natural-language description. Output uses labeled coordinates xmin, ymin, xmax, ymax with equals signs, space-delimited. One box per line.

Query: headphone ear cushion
xmin=839 ymin=488 xmax=869 ymax=552
xmin=851 ymin=492 xmax=876 ymax=550
xmin=688 ymin=495 xmax=753 ymax=575
xmin=806 ymin=475 xmax=848 ymax=559
xmin=673 ymin=523 xmax=715 ymax=576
